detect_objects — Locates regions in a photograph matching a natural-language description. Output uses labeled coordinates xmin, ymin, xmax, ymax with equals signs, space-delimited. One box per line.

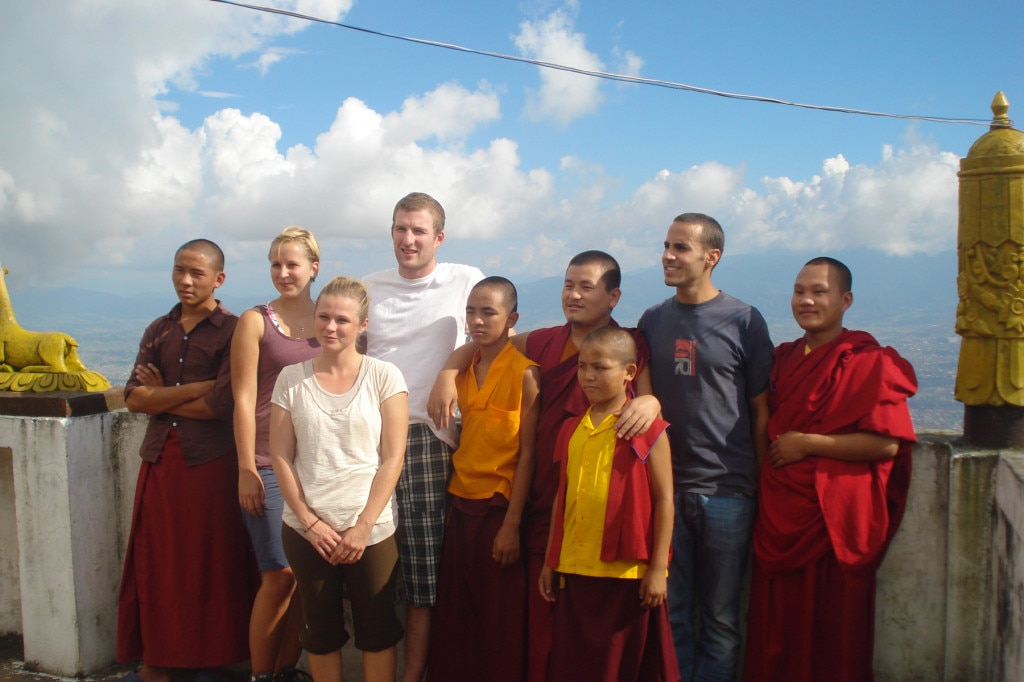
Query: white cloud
xmin=749 ymin=145 xmax=960 ymax=256
xmin=514 ymin=9 xmax=606 ymax=125
xmin=245 ymin=47 xmax=304 ymax=76
xmin=0 ymin=1 xmax=961 ymax=296
xmin=472 ymin=145 xmax=958 ymax=278
xmin=613 ymin=48 xmax=643 ymax=80
xmin=383 ymin=82 xmax=501 ymax=144
xmin=0 ymin=0 xmax=353 ymax=287
xmin=199 ymin=91 xmax=241 ymax=99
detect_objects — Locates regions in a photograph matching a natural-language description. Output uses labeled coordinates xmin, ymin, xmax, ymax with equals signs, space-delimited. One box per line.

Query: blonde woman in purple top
xmin=231 ymin=227 xmax=322 ymax=682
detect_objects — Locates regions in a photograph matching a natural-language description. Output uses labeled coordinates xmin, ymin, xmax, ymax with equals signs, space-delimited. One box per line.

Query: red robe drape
xmin=744 ymin=330 xmax=917 ymax=682
xmin=523 ymin=321 xmax=647 ymax=682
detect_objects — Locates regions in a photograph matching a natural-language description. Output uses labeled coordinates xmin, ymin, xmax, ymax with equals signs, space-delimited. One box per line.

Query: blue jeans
xmin=668 ymin=491 xmax=755 ymax=682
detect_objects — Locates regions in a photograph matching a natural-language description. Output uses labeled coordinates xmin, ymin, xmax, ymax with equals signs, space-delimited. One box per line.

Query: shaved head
xmin=580 ymin=326 xmax=637 ymax=365
xmin=176 ymin=239 xmax=225 ymax=272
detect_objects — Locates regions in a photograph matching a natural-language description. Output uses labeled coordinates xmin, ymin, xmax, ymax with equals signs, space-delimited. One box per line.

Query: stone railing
xmin=0 ymin=397 xmax=144 ymax=676
xmin=875 ymin=435 xmax=1024 ymax=681
xmin=0 ymin=411 xmax=1022 ymax=679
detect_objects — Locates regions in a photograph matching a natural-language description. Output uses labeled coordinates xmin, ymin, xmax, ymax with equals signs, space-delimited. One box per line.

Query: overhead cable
xmin=208 ymin=0 xmax=990 ymax=127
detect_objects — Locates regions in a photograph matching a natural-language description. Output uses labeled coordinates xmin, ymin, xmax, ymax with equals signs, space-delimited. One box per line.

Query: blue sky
xmin=0 ymin=0 xmax=1020 ymax=298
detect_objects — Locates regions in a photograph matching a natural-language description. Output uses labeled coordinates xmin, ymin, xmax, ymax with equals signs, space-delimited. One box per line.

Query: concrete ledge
xmin=0 ymin=389 xmax=125 ymax=417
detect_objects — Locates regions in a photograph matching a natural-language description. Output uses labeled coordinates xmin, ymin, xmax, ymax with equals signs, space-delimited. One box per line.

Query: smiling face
xmin=466 ymin=284 xmax=517 ymax=349
xmin=391 ymin=208 xmax=444 ymax=279
xmin=314 ymin=293 xmax=368 ymax=353
xmin=270 ymin=240 xmax=319 ymax=298
xmin=561 ymin=263 xmax=621 ymax=330
xmin=172 ymin=248 xmax=224 ymax=312
xmin=662 ymin=221 xmax=719 ymax=293
xmin=791 ymin=263 xmax=853 ymax=345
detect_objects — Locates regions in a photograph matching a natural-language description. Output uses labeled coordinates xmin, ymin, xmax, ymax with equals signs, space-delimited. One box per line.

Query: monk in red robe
xmin=428 ymin=250 xmax=660 ymax=681
xmin=743 ymin=257 xmax=917 ymax=682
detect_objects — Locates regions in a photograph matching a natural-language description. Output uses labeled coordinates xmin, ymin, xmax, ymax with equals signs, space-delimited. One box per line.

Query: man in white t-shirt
xmin=363 ymin=192 xmax=484 ymax=682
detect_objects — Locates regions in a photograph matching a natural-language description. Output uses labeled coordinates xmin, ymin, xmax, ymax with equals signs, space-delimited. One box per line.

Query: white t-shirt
xmin=363 ymin=262 xmax=484 ymax=447
xmin=271 ymin=356 xmax=407 ymax=545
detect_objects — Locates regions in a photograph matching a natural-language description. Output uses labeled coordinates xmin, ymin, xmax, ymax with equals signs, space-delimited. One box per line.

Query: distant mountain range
xmin=9 ymin=249 xmax=962 ymax=431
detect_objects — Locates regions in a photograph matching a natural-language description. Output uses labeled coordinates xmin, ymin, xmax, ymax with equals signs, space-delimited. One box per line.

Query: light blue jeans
xmin=668 ymin=491 xmax=755 ymax=682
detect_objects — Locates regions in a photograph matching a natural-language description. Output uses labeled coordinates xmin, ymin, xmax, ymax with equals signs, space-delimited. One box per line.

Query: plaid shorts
xmin=395 ymin=423 xmax=453 ymax=607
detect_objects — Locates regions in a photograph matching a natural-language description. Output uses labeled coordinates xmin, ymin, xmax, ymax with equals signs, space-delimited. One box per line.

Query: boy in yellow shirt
xmin=427 ymin=276 xmax=540 ymax=682
xmin=539 ymin=327 xmax=678 ymax=682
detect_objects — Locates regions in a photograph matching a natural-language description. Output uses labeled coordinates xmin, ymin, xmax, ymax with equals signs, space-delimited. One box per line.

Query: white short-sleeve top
xmin=272 ymin=356 xmax=408 ymax=545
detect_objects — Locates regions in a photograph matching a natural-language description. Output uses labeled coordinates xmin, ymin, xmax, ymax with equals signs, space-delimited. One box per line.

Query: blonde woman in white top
xmin=270 ymin=277 xmax=408 ymax=682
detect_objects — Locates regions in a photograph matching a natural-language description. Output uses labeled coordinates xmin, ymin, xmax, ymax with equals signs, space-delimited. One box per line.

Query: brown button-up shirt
xmin=125 ymin=302 xmax=238 ymax=466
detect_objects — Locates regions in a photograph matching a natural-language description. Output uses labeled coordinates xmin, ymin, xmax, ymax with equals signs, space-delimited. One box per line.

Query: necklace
xmin=267 ymin=300 xmax=313 ymax=337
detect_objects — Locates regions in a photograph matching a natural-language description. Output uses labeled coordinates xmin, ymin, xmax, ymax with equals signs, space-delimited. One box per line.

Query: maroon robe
xmin=548 ymin=574 xmax=679 ymax=682
xmin=743 ymin=330 xmax=917 ymax=682
xmin=545 ymin=415 xmax=677 ymax=682
xmin=523 ymin=321 xmax=647 ymax=682
xmin=428 ymin=496 xmax=526 ymax=682
xmin=117 ymin=430 xmax=258 ymax=668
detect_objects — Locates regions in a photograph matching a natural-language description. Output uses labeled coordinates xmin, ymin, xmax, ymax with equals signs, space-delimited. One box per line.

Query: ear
xmin=705 ymin=249 xmax=722 ymax=270
xmin=358 ymin=316 xmax=369 ymax=334
xmin=310 ymin=260 xmax=320 ymax=281
xmin=841 ymin=290 xmax=853 ymax=312
xmin=214 ymin=271 xmax=226 ymax=288
xmin=624 ymin=362 xmax=638 ymax=382
xmin=435 ymin=229 xmax=446 ymax=246
xmin=608 ymin=287 xmax=622 ymax=309
xmin=506 ymin=310 xmax=520 ymax=330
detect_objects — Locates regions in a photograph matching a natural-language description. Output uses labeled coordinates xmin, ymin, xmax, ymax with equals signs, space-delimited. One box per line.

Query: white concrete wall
xmin=112 ymin=412 xmax=145 ymax=560
xmin=992 ymin=453 xmax=1024 ymax=681
xmin=0 ymin=446 xmax=20 ymax=635
xmin=875 ymin=436 xmax=1024 ymax=682
xmin=875 ymin=437 xmax=954 ymax=681
xmin=0 ymin=419 xmax=1022 ymax=678
xmin=0 ymin=410 xmax=146 ymax=676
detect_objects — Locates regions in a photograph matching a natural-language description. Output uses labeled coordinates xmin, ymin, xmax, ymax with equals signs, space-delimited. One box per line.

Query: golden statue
xmin=955 ymin=92 xmax=1024 ymax=407
xmin=0 ymin=263 xmax=111 ymax=392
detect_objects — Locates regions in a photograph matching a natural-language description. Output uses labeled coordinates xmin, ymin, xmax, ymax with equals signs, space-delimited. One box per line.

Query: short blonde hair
xmin=269 ymin=226 xmax=321 ymax=265
xmin=315 ymin=276 xmax=370 ymax=323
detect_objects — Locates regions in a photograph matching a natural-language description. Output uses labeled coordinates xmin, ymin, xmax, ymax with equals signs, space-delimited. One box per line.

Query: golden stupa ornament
xmin=0 ymin=264 xmax=111 ymax=392
xmin=955 ymin=92 xmax=1024 ymax=407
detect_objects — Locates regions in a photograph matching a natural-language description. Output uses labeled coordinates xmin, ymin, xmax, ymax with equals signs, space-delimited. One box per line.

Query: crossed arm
xmin=768 ymin=430 xmax=900 ymax=468
xmin=125 ymin=363 xmax=216 ymax=419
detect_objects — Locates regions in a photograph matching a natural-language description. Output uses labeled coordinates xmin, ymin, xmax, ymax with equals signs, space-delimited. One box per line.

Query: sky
xmin=0 ymin=0 xmax=1021 ymax=299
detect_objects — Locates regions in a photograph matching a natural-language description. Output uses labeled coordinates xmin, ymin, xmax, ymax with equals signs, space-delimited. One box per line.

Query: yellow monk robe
xmin=449 ymin=340 xmax=537 ymax=501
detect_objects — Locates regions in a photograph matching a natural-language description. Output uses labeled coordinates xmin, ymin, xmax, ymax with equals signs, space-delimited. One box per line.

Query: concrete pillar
xmin=990 ymin=453 xmax=1024 ymax=680
xmin=943 ymin=451 xmax=997 ymax=680
xmin=0 ymin=391 xmax=139 ymax=677
xmin=875 ymin=437 xmax=953 ymax=681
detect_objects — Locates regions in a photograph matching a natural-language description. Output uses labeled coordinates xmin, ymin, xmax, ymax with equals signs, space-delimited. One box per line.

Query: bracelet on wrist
xmin=304 ymin=518 xmax=321 ymax=533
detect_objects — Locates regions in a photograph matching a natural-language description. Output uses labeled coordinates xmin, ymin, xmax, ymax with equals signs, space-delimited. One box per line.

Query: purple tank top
xmin=253 ymin=304 xmax=321 ymax=468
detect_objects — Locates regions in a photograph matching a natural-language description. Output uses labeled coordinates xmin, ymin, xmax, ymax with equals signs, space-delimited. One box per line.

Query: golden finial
xmin=991 ymin=91 xmax=1011 ymax=129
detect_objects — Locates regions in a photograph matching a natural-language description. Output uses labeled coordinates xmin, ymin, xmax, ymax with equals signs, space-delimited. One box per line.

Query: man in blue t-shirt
xmin=638 ymin=213 xmax=774 ymax=682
